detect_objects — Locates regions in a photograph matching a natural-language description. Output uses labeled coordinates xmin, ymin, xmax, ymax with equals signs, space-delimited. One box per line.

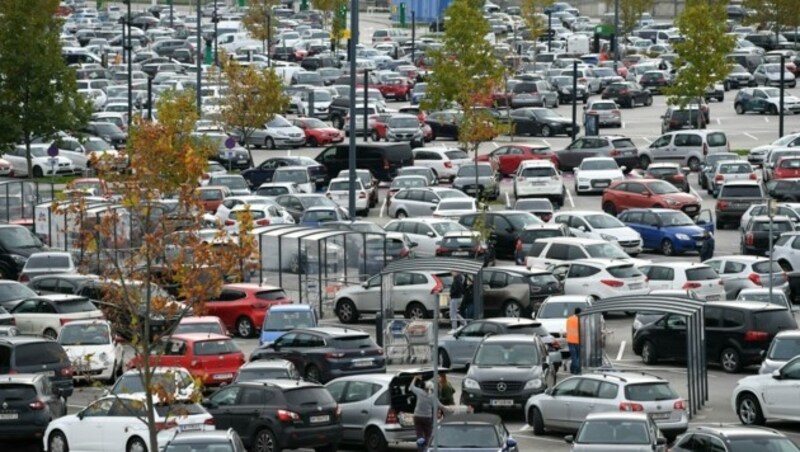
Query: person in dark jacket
xmin=699 ymin=230 xmax=715 ymax=261
xmin=449 ymin=272 xmax=465 ymax=332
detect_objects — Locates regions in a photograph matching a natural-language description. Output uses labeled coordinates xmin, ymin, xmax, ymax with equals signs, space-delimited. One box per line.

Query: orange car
xmin=197 ymin=185 xmax=231 ymax=212
xmin=601 ymin=178 xmax=701 ymax=217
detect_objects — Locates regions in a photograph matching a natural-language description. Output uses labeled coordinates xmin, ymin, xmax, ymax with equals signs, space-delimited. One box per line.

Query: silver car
xmin=324 ymin=372 xmax=420 ymax=450
xmin=388 ymin=187 xmax=469 ymax=218
xmin=566 ymin=412 xmax=668 ymax=452
xmin=703 ymin=255 xmax=788 ymax=299
xmin=233 ymin=359 xmax=299 ymax=383
xmin=452 ymin=163 xmax=500 ymax=200
xmin=759 ymin=329 xmax=800 ymax=375
xmin=525 ymin=371 xmax=688 ymax=440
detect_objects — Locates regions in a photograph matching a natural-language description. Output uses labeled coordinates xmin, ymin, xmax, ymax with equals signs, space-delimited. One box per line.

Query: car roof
xmin=0 ymin=336 xmax=51 ymax=346
xmin=483 ymin=317 xmax=540 ymax=327
xmin=775 ymin=329 xmax=800 ymax=338
xmin=481 ymin=333 xmax=539 ymax=343
xmin=555 ymin=210 xmax=610 ymax=217
xmin=710 ymin=255 xmax=767 ymax=263
xmin=169 ymin=333 xmax=232 ymax=342
xmin=519 ymin=159 xmax=556 ymax=168
xmin=326 ymin=373 xmax=395 ymax=385
xmin=585 ymin=411 xmax=651 ymax=421
xmin=0 ymin=374 xmax=45 ymax=385
xmin=543 ymin=295 xmax=593 ymax=304
xmin=440 ymin=413 xmax=503 ymax=425
xmin=269 ymin=304 xmax=313 ymax=312
xmin=577 ymin=258 xmax=635 ymax=267
xmin=59 ymin=319 xmax=110 ymax=327
xmin=223 ymin=283 xmax=282 ymax=291
xmin=30 ymin=294 xmax=90 ymax=303
xmin=292 ymin=327 xmax=368 ymax=338
xmin=180 ymin=316 xmax=223 ymax=324
xmin=645 ymin=262 xmax=712 ymax=270
xmin=238 ymin=378 xmax=321 ymax=390
xmin=706 ymin=300 xmax=788 ymax=311
xmin=167 ymin=430 xmax=235 ymax=443
xmin=721 ymin=180 xmax=761 ymax=186
xmin=491 ymin=265 xmax=549 ymax=276
xmin=241 ymin=359 xmax=294 ymax=369
xmin=687 ymin=425 xmax=789 ymax=438
xmin=538 ymin=237 xmax=607 ymax=245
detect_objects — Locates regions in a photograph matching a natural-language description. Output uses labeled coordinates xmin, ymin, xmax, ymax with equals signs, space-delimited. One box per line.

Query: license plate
xmin=453 ymin=251 xmax=469 ymax=256
xmin=316 ymin=177 xmax=325 ymax=182
xmin=213 ymin=373 xmax=233 ymax=380
xmin=490 ymin=399 xmax=514 ymax=407
xmin=529 ymin=181 xmax=545 ymax=185
xmin=651 ymin=412 xmax=671 ymax=420
xmin=696 ymin=240 xmax=704 ymax=247
xmin=400 ymin=413 xmax=415 ymax=426
xmin=706 ymin=295 xmax=720 ymax=301
xmin=352 ymin=358 xmax=374 ymax=367
xmin=0 ymin=413 xmax=18 ymax=420
xmin=237 ymin=160 xmax=247 ymax=164
xmin=180 ymin=423 xmax=202 ymax=432
xmin=310 ymin=415 xmax=330 ymax=423
xmin=594 ymin=182 xmax=609 ymax=187
xmin=40 ymin=370 xmax=55 ymax=377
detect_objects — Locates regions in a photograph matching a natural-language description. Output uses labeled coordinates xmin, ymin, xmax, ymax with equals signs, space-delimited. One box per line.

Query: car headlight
xmin=633 ymin=318 xmax=642 ymax=331
xmin=463 ymin=378 xmax=480 ymax=390
xmin=665 ymin=198 xmax=679 ymax=206
xmin=9 ymin=254 xmax=26 ymax=264
xmin=675 ymin=233 xmax=691 ymax=241
xmin=524 ymin=379 xmax=543 ymax=390
xmin=600 ymin=233 xmax=616 ymax=241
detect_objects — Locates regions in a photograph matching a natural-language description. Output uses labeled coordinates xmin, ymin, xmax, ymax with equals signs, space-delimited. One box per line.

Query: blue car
xmin=411 ymin=83 xmax=427 ymax=105
xmin=617 ymin=208 xmax=714 ymax=256
xmin=259 ymin=304 xmax=318 ymax=346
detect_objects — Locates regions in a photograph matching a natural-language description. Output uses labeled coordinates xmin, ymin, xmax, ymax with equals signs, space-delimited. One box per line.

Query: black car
xmin=434 ymin=231 xmax=495 ymax=266
xmin=425 ymin=110 xmax=462 ymax=140
xmin=671 ymin=425 xmax=799 ymax=452
xmin=740 ymin=215 xmax=794 ymax=255
xmin=274 ymin=194 xmax=338 ymax=223
xmin=241 ymin=156 xmax=326 ymax=190
xmin=315 ymin=142 xmax=413 ymax=183
xmin=633 ymin=301 xmax=797 ymax=373
xmin=509 ymin=107 xmax=576 ymax=138
xmin=0 ymin=225 xmax=48 ymax=281
xmin=0 ymin=337 xmax=74 ymax=397
xmin=639 ymin=71 xmax=671 ymax=94
xmin=82 ymin=121 xmax=127 ymax=149
xmin=601 ymin=82 xmax=653 ymax=108
xmin=0 ymin=281 xmax=37 ymax=310
xmin=725 ymin=63 xmax=757 ymax=89
xmin=766 ymin=178 xmax=800 ymax=202
xmin=0 ymin=374 xmax=66 ymax=439
xmin=715 ymin=181 xmax=766 ymax=229
xmin=458 ymin=211 xmax=543 ymax=259
xmin=249 ymin=327 xmax=386 ymax=383
xmin=431 ymin=414 xmax=519 ymax=451
xmin=203 ymin=380 xmax=341 ymax=452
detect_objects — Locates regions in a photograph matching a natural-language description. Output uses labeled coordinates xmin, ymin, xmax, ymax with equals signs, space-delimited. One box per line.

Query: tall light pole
xmin=196 ymin=0 xmax=202 ymax=114
xmin=124 ymin=0 xmax=132 ymax=129
xmin=613 ymin=0 xmax=620 ymax=64
xmin=347 ymin=0 xmax=358 ymax=219
xmin=213 ymin=0 xmax=219 ymax=67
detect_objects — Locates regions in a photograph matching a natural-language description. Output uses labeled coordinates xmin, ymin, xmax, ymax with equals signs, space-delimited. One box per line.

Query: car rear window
xmin=754 ymin=310 xmax=797 ymax=332
xmin=707 ymin=132 xmax=727 ymax=146
xmin=445 ymin=150 xmax=468 ymax=160
xmin=25 ymin=256 xmax=71 ymax=269
xmin=154 ymin=402 xmax=206 ymax=417
xmin=0 ymin=384 xmax=36 ymax=401
xmin=57 ymin=299 xmax=98 ymax=313
xmin=520 ymin=167 xmax=556 ymax=178
xmin=624 ymin=382 xmax=678 ymax=401
xmin=193 ymin=339 xmax=240 ymax=355
xmin=284 ymin=387 xmax=335 ymax=406
xmin=255 ymin=290 xmax=288 ymax=301
xmin=753 ymin=261 xmax=783 ymax=273
xmin=331 ymin=335 xmax=375 ymax=349
xmin=606 ymin=265 xmax=641 ymax=278
xmin=684 ymin=267 xmax=718 ymax=281
xmin=720 ymin=185 xmax=763 ymax=198
xmin=752 ymin=221 xmax=794 ymax=232
xmin=15 ymin=343 xmax=69 ymax=367
xmin=612 ymin=138 xmax=636 ymax=148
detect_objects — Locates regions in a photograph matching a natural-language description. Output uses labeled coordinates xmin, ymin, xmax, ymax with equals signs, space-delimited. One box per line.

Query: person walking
xmin=699 ymin=230 xmax=715 ymax=262
xmin=438 ymin=373 xmax=455 ymax=406
xmin=410 ymin=376 xmax=451 ymax=449
xmin=566 ymin=307 xmax=582 ymax=375
xmin=449 ymin=271 xmax=465 ymax=332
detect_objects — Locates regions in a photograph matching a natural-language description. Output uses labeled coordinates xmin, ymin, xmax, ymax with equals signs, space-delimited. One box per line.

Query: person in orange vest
xmin=566 ymin=307 xmax=582 ymax=375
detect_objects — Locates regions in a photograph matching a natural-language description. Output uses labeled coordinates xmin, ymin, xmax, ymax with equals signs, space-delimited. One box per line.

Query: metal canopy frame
xmin=580 ymin=296 xmax=708 ymax=418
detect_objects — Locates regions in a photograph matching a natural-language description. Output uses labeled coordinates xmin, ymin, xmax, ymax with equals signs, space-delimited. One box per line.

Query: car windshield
xmin=473 ymin=342 xmax=540 ymax=366
xmin=648 ymin=180 xmax=680 ymax=194
xmin=727 ymin=438 xmax=800 ymax=452
xmin=625 ymin=382 xmax=678 ymax=401
xmin=236 ymin=367 xmax=291 ymax=382
xmin=274 ymin=170 xmax=309 ymax=183
xmin=194 ymin=339 xmax=240 ymax=355
xmin=585 ymin=243 xmax=629 ymax=259
xmin=389 ymin=118 xmax=420 ymax=128
xmin=431 ymin=222 xmax=468 ymax=235
xmin=165 ymin=443 xmax=234 ymax=452
xmin=768 ymin=338 xmax=800 ymax=360
xmin=657 ymin=211 xmax=695 ymax=226
xmin=581 ymin=160 xmax=618 ymax=171
xmin=738 ymin=292 xmax=789 ymax=307
xmin=267 ymin=116 xmax=292 ymax=128
xmin=576 ymin=420 xmax=650 ymax=445
xmin=585 ymin=214 xmax=624 ymax=229
xmin=59 ymin=324 xmax=110 ymax=345
xmin=0 ymin=227 xmax=42 ymax=249
xmin=213 ymin=177 xmax=248 ymax=189
xmin=520 ymin=167 xmax=556 ymax=178
xmin=539 ymin=301 xmax=588 ymax=318
xmin=433 ymin=425 xmax=500 ymax=448
xmin=173 ymin=322 xmax=225 ymax=335
xmin=516 ymin=199 xmax=552 ymax=210
xmin=458 ymin=165 xmax=493 ymax=177
xmin=263 ymin=310 xmax=315 ymax=330
xmin=111 ymin=373 xmax=180 ymax=394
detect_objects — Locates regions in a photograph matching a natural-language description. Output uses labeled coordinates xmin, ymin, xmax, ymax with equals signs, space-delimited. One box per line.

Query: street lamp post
xmin=780 ymin=55 xmax=786 ymax=138
xmin=213 ymin=0 xmax=219 ymax=66
xmin=547 ymin=12 xmax=552 ymax=52
xmin=125 ymin=0 xmax=132 ymax=130
xmin=196 ymin=0 xmax=202 ymax=114
xmin=347 ymin=0 xmax=359 ymax=218
xmin=613 ymin=0 xmax=620 ymax=63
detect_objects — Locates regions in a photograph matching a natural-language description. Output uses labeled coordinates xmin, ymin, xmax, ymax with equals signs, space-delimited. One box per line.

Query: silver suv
xmin=525 ymin=371 xmax=689 ymax=440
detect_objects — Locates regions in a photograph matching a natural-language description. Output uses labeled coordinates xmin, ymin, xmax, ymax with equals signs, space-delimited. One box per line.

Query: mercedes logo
xmin=496 ymin=382 xmax=507 ymax=392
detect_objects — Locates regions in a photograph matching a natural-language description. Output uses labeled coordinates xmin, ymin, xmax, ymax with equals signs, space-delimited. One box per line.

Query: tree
xmin=241 ymin=0 xmax=280 ymax=53
xmin=664 ymin=0 xmax=735 ymax=124
xmin=314 ymin=0 xmax=348 ymax=53
xmin=604 ymin=0 xmax=656 ymax=38
xmin=741 ymin=0 xmax=800 ymax=45
xmin=54 ymin=90 xmax=256 ymax=452
xmin=520 ymin=0 xmax=554 ymax=44
xmin=218 ymin=58 xmax=289 ymax=158
xmin=0 ymin=0 xmax=91 ymax=178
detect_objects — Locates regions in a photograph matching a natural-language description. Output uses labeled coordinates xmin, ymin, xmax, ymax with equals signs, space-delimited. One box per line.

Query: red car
xmin=477 ymin=144 xmax=557 ymax=176
xmin=174 ymin=316 xmax=230 ymax=336
xmin=378 ymin=77 xmax=413 ymax=101
xmin=601 ymin=178 xmax=702 ymax=216
xmin=131 ymin=333 xmax=245 ymax=386
xmin=204 ymin=283 xmax=292 ymax=338
xmin=773 ymin=157 xmax=800 ymax=179
xmin=291 ymin=117 xmax=344 ymax=147
xmin=369 ymin=113 xmax=394 ymax=141
xmin=399 ymin=107 xmax=433 ymax=142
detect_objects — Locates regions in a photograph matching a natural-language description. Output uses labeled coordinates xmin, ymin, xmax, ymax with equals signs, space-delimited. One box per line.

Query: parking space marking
xmin=616 ymin=340 xmax=626 ymax=361
xmin=642 ymin=137 xmax=652 ymax=144
xmin=565 ymin=184 xmax=575 ymax=208
xmin=765 ymin=116 xmax=770 ymax=123
xmin=505 ymin=192 xmax=511 ymax=208
xmin=744 ymin=132 xmax=759 ymax=140
xmin=379 ymin=198 xmax=386 ymax=218
xmin=542 ymin=139 xmax=551 ymax=147
xmin=492 ymin=141 xmax=499 ymax=148
xmin=716 ymin=118 xmax=721 ymax=125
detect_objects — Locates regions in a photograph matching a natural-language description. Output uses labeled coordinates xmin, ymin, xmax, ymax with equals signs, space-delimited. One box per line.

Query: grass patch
xmin=32 ymin=174 xmax=80 ymax=186
xmin=733 ymin=149 xmax=750 ymax=156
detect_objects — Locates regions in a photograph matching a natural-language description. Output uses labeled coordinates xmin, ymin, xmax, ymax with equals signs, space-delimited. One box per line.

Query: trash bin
xmin=584 ymin=112 xmax=599 ymax=136
xmin=788 ymin=272 xmax=800 ymax=304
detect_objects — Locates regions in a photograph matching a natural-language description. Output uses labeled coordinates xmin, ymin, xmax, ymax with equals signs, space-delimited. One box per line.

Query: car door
xmin=339 ymin=381 xmax=381 ymax=441
xmin=72 ymin=397 xmax=114 ymax=452
xmin=489 ymin=215 xmax=516 ymax=257
xmin=673 ymin=133 xmax=702 ymax=162
xmin=719 ymin=260 xmax=747 ymax=299
xmin=642 ymin=265 xmax=674 ymax=291
xmin=411 ymin=222 xmax=438 ymax=256
xmin=104 ymin=398 xmax=148 ymax=452
xmin=564 ymin=263 xmax=600 ymax=296
xmin=449 ymin=321 xmax=489 ymax=365
xmin=231 ymin=386 xmax=272 ymax=435
xmin=205 ymin=385 xmax=243 ymax=430
xmin=637 ymin=211 xmax=663 ymax=249
xmin=656 ymin=315 xmax=688 ymax=360
xmin=353 ymin=274 xmax=382 ymax=313
xmin=649 ymin=134 xmax=675 ymax=162
xmin=510 ymin=110 xmax=533 ymax=135
xmin=763 ymin=358 xmax=800 ymax=418
xmin=625 ymin=182 xmax=652 ymax=209
xmin=567 ymin=378 xmax=602 ymax=429
xmin=206 ymin=289 xmax=246 ymax=329
xmin=9 ymin=299 xmax=39 ymax=335
xmin=538 ymin=377 xmax=583 ymax=429
xmin=561 ymin=139 xmax=588 ymax=169
xmin=405 ymin=189 xmax=430 ymax=217
xmin=483 ymin=270 xmax=508 ymax=314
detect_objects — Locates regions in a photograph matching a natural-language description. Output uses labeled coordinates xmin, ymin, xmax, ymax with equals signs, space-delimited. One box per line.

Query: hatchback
xmin=452 ymin=163 xmax=501 ymax=200
xmin=205 ymin=283 xmax=292 ymax=338
xmin=566 ymin=412 xmax=668 ymax=451
xmin=552 ymin=210 xmax=643 ymax=256
xmin=551 ymin=259 xmax=650 ymax=300
xmin=555 ymin=135 xmax=639 ymax=172
xmin=704 ymin=255 xmax=787 ymax=299
xmin=18 ymin=252 xmax=77 ymax=283
xmin=9 ymin=295 xmax=103 ymax=340
xmin=0 ymin=374 xmax=65 ymax=440
xmin=670 ymin=425 xmax=800 ymax=452
xmin=0 ymin=337 xmax=73 ymax=397
xmin=434 ymin=231 xmax=491 ymax=264
xmin=513 ymin=160 xmax=565 ymax=205
xmin=259 ymin=304 xmax=318 ymax=346
xmin=639 ymin=262 xmax=725 ymax=301
xmin=642 ymin=162 xmax=690 ymax=192
xmin=249 ymin=327 xmax=386 ymax=383
xmin=715 ymin=181 xmax=767 ymax=229
xmin=233 ymin=359 xmax=299 ymax=383
xmin=601 ymin=179 xmax=702 ymax=217
xmin=709 ymin=160 xmax=757 ymax=197
xmin=326 ymin=177 xmax=370 ymax=215
xmin=163 ymin=429 xmax=247 ymax=452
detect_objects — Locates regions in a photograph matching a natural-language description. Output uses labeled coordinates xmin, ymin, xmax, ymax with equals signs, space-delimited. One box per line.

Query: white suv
xmin=513 ymin=160 xmax=566 ymax=206
xmin=550 ymin=258 xmax=650 ymax=300
xmin=412 ymin=147 xmax=472 ymax=182
xmin=552 ymin=211 xmax=643 ymax=256
xmin=639 ymin=262 xmax=725 ymax=301
xmin=732 ymin=355 xmax=800 ymax=426
xmin=384 ymin=218 xmax=468 ymax=257
xmin=525 ymin=237 xmax=648 ymax=270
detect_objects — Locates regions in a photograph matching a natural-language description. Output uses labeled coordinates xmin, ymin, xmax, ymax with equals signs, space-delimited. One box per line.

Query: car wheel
xmin=644 ymin=95 xmax=653 ymax=106
xmin=236 ymin=316 xmax=255 ymax=338
xmin=305 ymin=364 xmax=322 ymax=382
xmin=253 ymin=429 xmax=277 ymax=452
xmin=602 ymin=202 xmax=617 ymax=216
xmin=540 ymin=125 xmax=552 ymax=137
xmin=503 ymin=300 xmax=523 ymax=318
xmin=721 ymin=347 xmax=742 ymax=373
xmin=405 ymin=302 xmax=428 ymax=320
xmin=364 ymin=427 xmax=388 ymax=452
xmin=687 ymin=157 xmax=700 ymax=172
xmin=265 ymin=137 xmax=276 ymax=149
xmin=737 ymin=393 xmax=766 ymax=425
xmin=43 ymin=328 xmax=58 ymax=340
xmin=127 ymin=437 xmax=148 ymax=452
xmin=307 ymin=136 xmax=318 ymax=147
xmin=371 ymin=130 xmax=381 ymax=141
xmin=49 ymin=430 xmax=69 ymax=452
xmin=33 ymin=166 xmax=44 ymax=178
xmin=531 ymin=407 xmax=546 ymax=435
xmin=641 ymin=340 xmax=658 ymax=365
xmin=335 ymin=298 xmax=359 ymax=324
xmin=735 ymin=103 xmax=745 ymax=115
xmin=438 ymin=348 xmax=451 ymax=368
xmin=660 ymin=239 xmax=675 ymax=256
xmin=395 ymin=209 xmax=408 ymax=219
xmin=768 ymin=104 xmax=778 ymax=115
xmin=639 ymin=155 xmax=651 ymax=169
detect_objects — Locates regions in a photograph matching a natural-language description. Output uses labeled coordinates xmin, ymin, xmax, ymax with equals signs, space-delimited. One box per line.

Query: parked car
xmin=451 ymin=163 xmax=501 ymax=200
xmin=641 ymin=163 xmax=690 ymax=192
xmin=0 ymin=337 xmax=74 ymax=397
xmin=514 ymin=225 xmax=571 ymax=264
xmin=388 ymin=187 xmax=470 ymax=219
xmin=700 ymin=153 xmax=743 ymax=190
xmin=412 ymin=147 xmax=472 ymax=182
xmin=9 ymin=295 xmax=103 ymax=340
xmin=734 ymin=86 xmax=800 ymax=115
xmin=670 ymin=425 xmax=800 ymax=452
xmin=709 ymin=161 xmax=758 ymax=197
xmin=0 ymin=225 xmax=48 ymax=281
xmin=241 ymin=156 xmax=327 ymax=190
xmin=525 ymin=237 xmax=646 ymax=270
xmin=566 ymin=412 xmax=668 ymax=451
xmin=17 ymin=252 xmax=77 ymax=283
xmin=205 ymin=283 xmax=292 ymax=338
xmin=458 ymin=211 xmax=543 ymax=259
xmin=57 ymin=319 xmax=123 ymax=383
xmin=478 ymin=143 xmax=556 ymax=177
xmin=258 ymin=304 xmax=318 ymax=346
xmin=162 ymin=429 xmax=247 ymax=452
xmin=759 ymin=330 xmax=800 ymax=375
xmin=582 ymin=99 xmax=622 ymax=128
xmin=384 ymin=218 xmax=468 ymax=257
xmin=0 ymin=373 xmax=66 ymax=440
xmin=509 ymin=107 xmax=577 ymax=138
xmin=239 ymin=114 xmax=306 ymax=149
xmin=555 ymin=136 xmax=639 ymax=172
xmin=704 ymin=255 xmax=788 ymax=299
xmin=741 ymin=215 xmax=795 ymax=255
xmin=513 ymin=198 xmax=555 ymax=221
xmin=601 ymin=179 xmax=702 ymax=217
xmin=174 ymin=316 xmax=229 ymax=336
xmin=640 ymin=130 xmax=730 ymax=171
xmin=513 ymin=160 xmax=565 ymax=206
xmin=600 ymin=82 xmax=653 ymax=108
xmin=550 ymin=259 xmax=650 ymax=300
xmin=233 ymin=359 xmax=299 ymax=383
xmin=736 ymin=288 xmax=792 ymax=309
xmin=552 ymin=211 xmax=643 ymax=256
xmin=274 ymin=193 xmax=338 ymax=223
xmin=434 ymin=230 xmax=491 ymax=264
xmin=617 ymin=208 xmax=713 ymax=256
xmin=573 ymin=157 xmax=626 ymax=195
xmin=533 ymin=295 xmax=595 ymax=358
xmin=639 ymin=262 xmax=725 ymax=301
xmin=715 ymin=181 xmax=767 ymax=229
xmin=430 ymin=413 xmax=519 ymax=451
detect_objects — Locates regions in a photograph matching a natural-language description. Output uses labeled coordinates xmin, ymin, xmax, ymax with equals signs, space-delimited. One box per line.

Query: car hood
xmin=428 ymin=447 xmax=503 ymax=452
xmin=660 ymin=192 xmax=698 ymax=204
xmin=660 ymin=224 xmax=705 ymax=236
xmin=737 ymin=373 xmax=774 ymax=387
xmin=65 ymin=344 xmax=115 ymax=366
xmin=575 ymin=169 xmax=624 ymax=179
xmin=595 ymin=226 xmax=641 ymax=241
xmin=467 ymin=365 xmax=540 ymax=381
xmin=571 ymin=444 xmax=655 ymax=451
xmin=536 ymin=318 xmax=566 ymax=336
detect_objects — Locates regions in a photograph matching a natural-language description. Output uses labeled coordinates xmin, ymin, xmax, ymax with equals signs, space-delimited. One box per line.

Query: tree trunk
xmin=24 ymin=137 xmax=33 ymax=179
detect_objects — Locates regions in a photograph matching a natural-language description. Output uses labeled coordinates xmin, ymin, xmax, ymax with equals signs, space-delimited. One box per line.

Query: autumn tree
xmin=219 ymin=58 xmax=289 ymax=156
xmin=52 ymin=90 xmax=256 ymax=452
xmin=741 ymin=0 xmax=800 ymax=45
xmin=665 ymin=0 xmax=735 ymax=125
xmin=520 ymin=0 xmax=554 ymax=46
xmin=0 ymin=0 xmax=91 ymax=178
xmin=604 ymin=0 xmax=656 ymax=38
xmin=314 ymin=0 xmax=348 ymax=52
xmin=242 ymin=0 xmax=280 ymax=53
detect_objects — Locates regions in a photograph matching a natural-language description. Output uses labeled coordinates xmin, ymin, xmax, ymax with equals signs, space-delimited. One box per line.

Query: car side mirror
xmin=361 ymin=282 xmax=369 ymax=288
xmin=772 ymin=370 xmax=783 ymax=380
xmin=620 ymin=165 xmax=627 ymax=172
xmin=578 ymin=225 xmax=587 ymax=232
xmin=427 ymin=231 xmax=436 ymax=237
xmin=564 ymin=435 xmax=574 ymax=444
xmin=505 ymin=438 xmax=518 ymax=449
xmin=77 ymin=410 xmax=85 ymax=420
xmin=410 ymin=242 xmax=418 ymax=248
xmin=656 ymin=437 xmax=667 ymax=446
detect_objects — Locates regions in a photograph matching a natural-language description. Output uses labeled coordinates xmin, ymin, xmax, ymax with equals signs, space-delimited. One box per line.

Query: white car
xmin=214 ymin=195 xmax=290 ymax=223
xmin=10 ymin=295 xmax=104 ymax=340
xmin=254 ymin=182 xmax=303 ymax=198
xmin=731 ymin=355 xmax=800 ymax=426
xmin=736 ymin=288 xmax=792 ymax=309
xmin=552 ymin=211 xmax=643 ymax=256
xmin=573 ymin=157 xmax=625 ymax=194
xmin=638 ymin=262 xmax=725 ymax=301
xmin=58 ymin=319 xmax=124 ymax=383
xmin=0 ymin=158 xmax=13 ymax=176
xmin=108 ymin=367 xmax=200 ymax=401
xmin=384 ymin=218 xmax=469 ymax=257
xmin=533 ymin=295 xmax=595 ymax=356
xmin=525 ymin=237 xmax=649 ymax=270
xmin=225 ymin=204 xmax=293 ymax=233
xmin=432 ymin=198 xmax=479 ymax=219
xmin=412 ymin=147 xmax=472 ymax=181
xmin=43 ymin=395 xmax=214 ymax=452
xmin=747 ymin=132 xmax=800 ymax=166
xmin=759 ymin=330 xmax=800 ymax=375
xmin=708 ymin=160 xmax=757 ymax=196
xmin=513 ymin=160 xmax=566 ymax=206
xmin=6 ymin=145 xmax=75 ymax=178
xmin=551 ymin=258 xmax=650 ymax=300
xmin=326 ymin=177 xmax=369 ymax=215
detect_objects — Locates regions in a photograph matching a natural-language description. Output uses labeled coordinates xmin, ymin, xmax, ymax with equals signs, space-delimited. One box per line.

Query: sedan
xmin=565 ymin=412 xmax=667 ymax=452
xmin=509 ymin=108 xmax=577 ymax=138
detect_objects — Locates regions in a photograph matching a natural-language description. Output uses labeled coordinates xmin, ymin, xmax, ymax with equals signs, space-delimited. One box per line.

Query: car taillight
xmin=386 ymin=407 xmax=399 ymax=424
xmin=435 ymin=246 xmax=447 ymax=255
xmin=325 ymin=352 xmax=345 ymax=359
xmin=155 ymin=421 xmax=178 ymax=432
xmin=744 ymin=330 xmax=770 ymax=342
xmin=619 ymin=402 xmax=644 ymax=411
xmin=256 ymin=218 xmax=271 ymax=226
xmin=714 ymin=174 xmax=724 ymax=182
xmin=359 ymin=191 xmax=366 ymax=199
xmin=682 ymin=282 xmax=701 ymax=289
xmin=612 ymin=109 xmax=620 ymax=115
xmin=202 ymin=173 xmax=210 ymax=180
xmin=717 ymin=201 xmax=729 ymax=210
xmin=431 ymin=275 xmax=444 ymax=294
xmin=28 ymin=400 xmax=45 ymax=410
xmin=749 ymin=173 xmax=757 ymax=180
xmin=703 ymin=143 xmax=708 ymax=156
xmin=444 ymin=161 xmax=453 ymax=168
xmin=609 ymin=149 xmax=621 ymax=157
xmin=673 ymin=174 xmax=685 ymax=181
xmin=60 ymin=318 xmax=74 ymax=326
xmin=18 ymin=274 xmax=29 ymax=282
xmin=224 ymin=219 xmax=235 ymax=226
xmin=204 ymin=418 xmax=215 ymax=426
xmin=745 ymin=232 xmax=754 ymax=246
xmin=60 ymin=367 xmax=72 ymax=377
xmin=399 ymin=247 xmax=410 ymax=257
xmin=542 ymin=213 xmax=552 ymax=222
xmin=748 ymin=273 xmax=762 ymax=286
xmin=674 ymin=399 xmax=686 ymax=411
xmin=601 ymin=279 xmax=624 ymax=288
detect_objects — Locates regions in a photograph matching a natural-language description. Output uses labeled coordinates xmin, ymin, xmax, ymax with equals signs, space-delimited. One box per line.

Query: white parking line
xmin=716 ymin=118 xmax=721 ymax=125
xmin=379 ymin=198 xmax=386 ymax=218
xmin=492 ymin=142 xmax=499 ymax=148
xmin=505 ymin=192 xmax=511 ymax=207
xmin=565 ymin=185 xmax=575 ymax=208
xmin=542 ymin=139 xmax=551 ymax=147
xmin=765 ymin=116 xmax=770 ymax=123
xmin=616 ymin=340 xmax=626 ymax=361
xmin=744 ymin=132 xmax=759 ymax=140
xmin=622 ymin=122 xmax=626 ymax=128
xmin=642 ymin=137 xmax=652 ymax=144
